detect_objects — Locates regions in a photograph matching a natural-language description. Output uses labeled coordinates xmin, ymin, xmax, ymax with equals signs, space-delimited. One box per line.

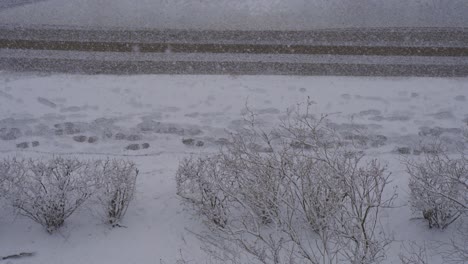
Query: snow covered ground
xmin=0 ymin=72 xmax=467 ymax=263
xmin=0 ymin=0 xmax=467 ymax=30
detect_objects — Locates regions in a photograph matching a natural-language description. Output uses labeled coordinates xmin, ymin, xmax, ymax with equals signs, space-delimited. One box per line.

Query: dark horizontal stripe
xmin=1 ymin=39 xmax=467 ymax=56
xmin=1 ymin=26 xmax=467 ymax=46
xmin=0 ymin=0 xmax=48 ymax=10
xmin=1 ymin=58 xmax=467 ymax=77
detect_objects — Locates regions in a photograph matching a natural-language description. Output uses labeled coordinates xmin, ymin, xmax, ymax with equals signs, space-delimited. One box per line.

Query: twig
xmin=1 ymin=252 xmax=36 ymax=260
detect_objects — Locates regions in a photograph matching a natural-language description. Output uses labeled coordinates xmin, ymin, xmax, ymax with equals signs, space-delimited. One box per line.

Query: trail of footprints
xmin=16 ymin=141 xmax=40 ymax=149
xmin=3 ymin=91 xmax=468 ymax=152
xmin=72 ymin=133 xmax=151 ymax=151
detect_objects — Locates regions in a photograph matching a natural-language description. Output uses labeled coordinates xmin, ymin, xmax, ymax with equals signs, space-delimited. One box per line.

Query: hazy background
xmin=0 ymin=0 xmax=467 ymax=30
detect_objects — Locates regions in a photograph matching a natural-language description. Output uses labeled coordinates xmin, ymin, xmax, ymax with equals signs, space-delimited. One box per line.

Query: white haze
xmin=0 ymin=0 xmax=467 ymax=30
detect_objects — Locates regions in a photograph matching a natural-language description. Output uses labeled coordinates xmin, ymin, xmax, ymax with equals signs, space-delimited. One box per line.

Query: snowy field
xmin=0 ymin=0 xmax=467 ymax=30
xmin=0 ymin=73 xmax=467 ymax=263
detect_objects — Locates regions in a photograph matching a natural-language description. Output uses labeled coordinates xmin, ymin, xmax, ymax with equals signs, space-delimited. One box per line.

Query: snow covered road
xmin=2 ymin=53 xmax=467 ymax=76
xmin=1 ymin=27 xmax=466 ymax=76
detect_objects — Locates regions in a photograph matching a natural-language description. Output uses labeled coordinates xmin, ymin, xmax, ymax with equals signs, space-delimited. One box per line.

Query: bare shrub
xmin=398 ymin=224 xmax=468 ymax=264
xmin=399 ymin=241 xmax=430 ymax=264
xmin=402 ymin=135 xmax=468 ymax=263
xmin=176 ymin=103 xmax=395 ymax=264
xmin=438 ymin=222 xmax=468 ymax=264
xmin=2 ymin=157 xmax=95 ymax=233
xmin=95 ymin=158 xmax=139 ymax=226
xmin=405 ymin=146 xmax=468 ymax=229
xmin=176 ymin=156 xmax=231 ymax=228
xmin=0 ymin=160 xmax=10 ymax=198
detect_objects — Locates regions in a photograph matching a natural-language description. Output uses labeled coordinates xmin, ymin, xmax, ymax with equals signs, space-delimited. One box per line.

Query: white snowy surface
xmin=0 ymin=73 xmax=467 ymax=263
xmin=0 ymin=0 xmax=467 ymax=30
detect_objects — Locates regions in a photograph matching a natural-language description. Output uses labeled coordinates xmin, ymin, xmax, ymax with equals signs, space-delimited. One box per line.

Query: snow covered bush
xmin=2 ymin=157 xmax=95 ymax=233
xmin=176 ymin=103 xmax=394 ymax=264
xmin=0 ymin=156 xmax=140 ymax=231
xmin=438 ymin=220 xmax=468 ymax=264
xmin=405 ymin=148 xmax=468 ymax=229
xmin=399 ymin=139 xmax=468 ymax=263
xmin=398 ymin=222 xmax=468 ymax=264
xmin=94 ymin=158 xmax=139 ymax=226
xmin=176 ymin=156 xmax=231 ymax=228
xmin=0 ymin=161 xmax=9 ymax=198
xmin=398 ymin=241 xmax=430 ymax=264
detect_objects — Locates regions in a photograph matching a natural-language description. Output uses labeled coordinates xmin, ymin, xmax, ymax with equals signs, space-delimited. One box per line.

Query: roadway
xmin=0 ymin=26 xmax=467 ymax=76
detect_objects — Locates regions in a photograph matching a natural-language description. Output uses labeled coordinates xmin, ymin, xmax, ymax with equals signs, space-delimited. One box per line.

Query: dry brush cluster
xmin=405 ymin=148 xmax=467 ymax=229
xmin=402 ymin=142 xmax=468 ymax=264
xmin=0 ymin=156 xmax=138 ymax=233
xmin=176 ymin=106 xmax=396 ymax=264
xmin=176 ymin=103 xmax=468 ymax=264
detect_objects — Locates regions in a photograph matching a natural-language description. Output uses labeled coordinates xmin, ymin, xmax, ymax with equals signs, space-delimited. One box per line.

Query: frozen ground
xmin=0 ymin=73 xmax=467 ymax=263
xmin=0 ymin=0 xmax=467 ymax=30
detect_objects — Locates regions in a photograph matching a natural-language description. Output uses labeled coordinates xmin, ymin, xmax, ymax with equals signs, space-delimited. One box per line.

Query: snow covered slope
xmin=0 ymin=73 xmax=467 ymax=263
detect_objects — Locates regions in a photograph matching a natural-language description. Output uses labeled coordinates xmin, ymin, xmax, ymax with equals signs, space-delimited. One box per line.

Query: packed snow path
xmin=0 ymin=73 xmax=467 ymax=263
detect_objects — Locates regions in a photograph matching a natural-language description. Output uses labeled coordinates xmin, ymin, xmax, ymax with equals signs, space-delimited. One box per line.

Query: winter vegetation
xmin=176 ymin=104 xmax=396 ymax=263
xmin=405 ymin=146 xmax=467 ymax=229
xmin=1 ymin=106 xmax=467 ymax=263
xmin=400 ymin=142 xmax=468 ymax=264
xmin=94 ymin=158 xmax=139 ymax=226
xmin=0 ymin=157 xmax=138 ymax=233
xmin=175 ymin=103 xmax=468 ymax=264
xmin=0 ymin=74 xmax=467 ymax=263
xmin=1 ymin=157 xmax=95 ymax=233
